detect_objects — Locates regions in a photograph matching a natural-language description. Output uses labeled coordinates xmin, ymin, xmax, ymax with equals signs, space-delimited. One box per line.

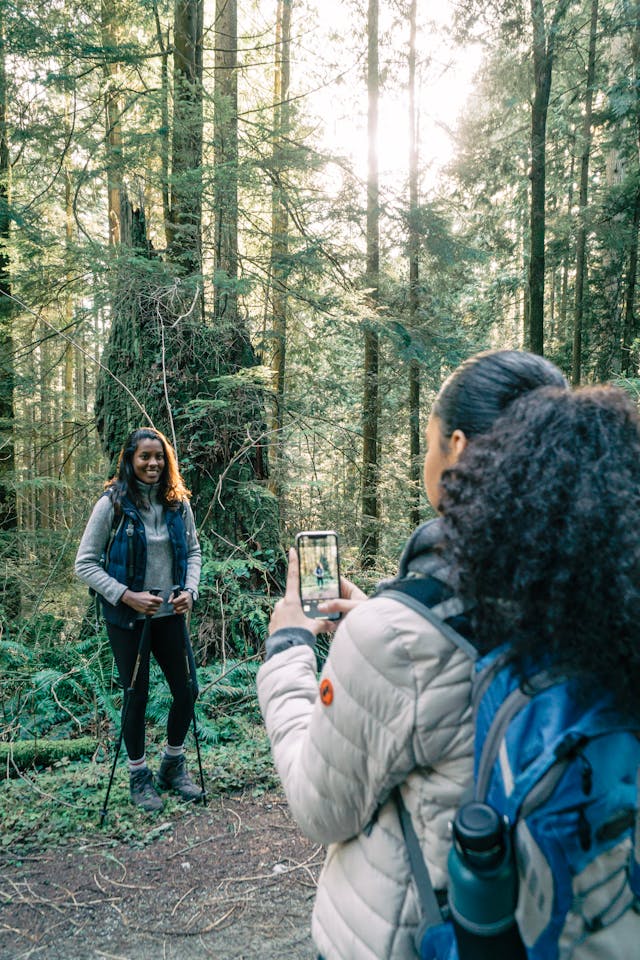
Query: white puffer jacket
xmin=257 ymin=558 xmax=474 ymax=959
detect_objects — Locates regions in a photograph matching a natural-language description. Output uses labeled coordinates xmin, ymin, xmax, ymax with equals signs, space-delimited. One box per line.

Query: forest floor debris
xmin=0 ymin=790 xmax=322 ymax=960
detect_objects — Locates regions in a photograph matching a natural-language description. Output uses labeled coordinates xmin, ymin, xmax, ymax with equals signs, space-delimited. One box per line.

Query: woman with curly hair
xmin=76 ymin=427 xmax=203 ymax=811
xmin=436 ymin=384 xmax=640 ymax=957
xmin=257 ymin=350 xmax=567 ymax=960
xmin=439 ymin=384 xmax=640 ymax=721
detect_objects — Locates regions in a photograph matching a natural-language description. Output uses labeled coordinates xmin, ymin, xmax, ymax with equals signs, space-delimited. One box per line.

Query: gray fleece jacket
xmin=75 ymin=481 xmax=201 ymax=618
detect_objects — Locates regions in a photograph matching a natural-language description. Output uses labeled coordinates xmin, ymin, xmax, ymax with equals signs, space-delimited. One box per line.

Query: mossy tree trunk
xmin=94 ymin=0 xmax=280 ymax=654
xmin=167 ymin=0 xmax=203 ymax=282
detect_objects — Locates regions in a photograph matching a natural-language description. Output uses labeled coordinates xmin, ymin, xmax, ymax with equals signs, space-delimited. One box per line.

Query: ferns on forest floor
xmin=0 ymin=608 xmax=282 ymax=856
xmin=1 ymin=617 xmax=265 ymax=745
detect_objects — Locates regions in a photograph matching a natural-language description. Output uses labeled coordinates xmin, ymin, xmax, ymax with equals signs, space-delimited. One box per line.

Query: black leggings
xmin=107 ymin=615 xmax=197 ymax=761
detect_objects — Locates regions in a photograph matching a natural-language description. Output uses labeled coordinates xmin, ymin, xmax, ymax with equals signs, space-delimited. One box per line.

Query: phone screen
xmin=296 ymin=531 xmax=341 ymax=620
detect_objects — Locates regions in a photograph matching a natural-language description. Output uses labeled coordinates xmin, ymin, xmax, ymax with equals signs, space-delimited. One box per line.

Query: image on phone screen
xmin=296 ymin=531 xmax=340 ymax=620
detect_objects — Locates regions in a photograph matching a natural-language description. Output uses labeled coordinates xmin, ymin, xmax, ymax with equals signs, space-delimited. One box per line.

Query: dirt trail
xmin=0 ymin=791 xmax=322 ymax=960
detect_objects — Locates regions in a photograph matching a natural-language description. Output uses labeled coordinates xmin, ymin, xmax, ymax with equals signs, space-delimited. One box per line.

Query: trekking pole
xmin=99 ymin=591 xmax=159 ymax=826
xmin=175 ymin=588 xmax=207 ymax=805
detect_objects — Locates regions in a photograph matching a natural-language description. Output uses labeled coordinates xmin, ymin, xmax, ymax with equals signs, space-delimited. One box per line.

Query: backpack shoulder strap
xmin=474 ymin=668 xmax=562 ymax=804
xmin=104 ymin=499 xmax=125 ymax=566
xmin=475 ymin=683 xmax=533 ymax=802
xmin=380 ymin=581 xmax=478 ymax=662
xmin=393 ymin=787 xmax=446 ymax=928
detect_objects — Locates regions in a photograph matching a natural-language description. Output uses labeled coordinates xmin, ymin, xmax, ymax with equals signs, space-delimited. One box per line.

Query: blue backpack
xmin=386 ymin=583 xmax=640 ymax=960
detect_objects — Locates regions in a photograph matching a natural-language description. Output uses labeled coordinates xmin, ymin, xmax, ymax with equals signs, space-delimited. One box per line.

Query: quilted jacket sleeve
xmin=74 ymin=496 xmax=128 ymax=607
xmin=257 ymin=594 xmax=469 ymax=846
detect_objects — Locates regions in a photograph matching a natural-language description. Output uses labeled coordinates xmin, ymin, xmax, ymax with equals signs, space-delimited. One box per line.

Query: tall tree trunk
xmin=269 ymin=0 xmax=292 ymax=501
xmin=151 ymin=0 xmax=171 ymax=243
xmin=63 ymin=86 xmax=75 ymax=483
xmin=408 ymin=0 xmax=420 ymax=530
xmin=38 ymin=321 xmax=52 ymax=531
xmin=559 ymin=145 xmax=575 ymax=342
xmin=622 ymin=186 xmax=640 ymax=375
xmin=595 ymin=32 xmax=628 ymax=380
xmin=361 ymin=0 xmax=380 ymax=568
xmin=0 ymin=5 xmax=19 ymax=618
xmin=571 ymin=0 xmax=599 ymax=385
xmin=214 ymin=0 xmax=239 ymax=342
xmin=622 ymin=4 xmax=640 ymax=376
xmin=528 ymin=0 xmax=570 ymax=354
xmin=168 ymin=0 xmax=203 ymax=279
xmin=101 ymin=0 xmax=123 ymax=245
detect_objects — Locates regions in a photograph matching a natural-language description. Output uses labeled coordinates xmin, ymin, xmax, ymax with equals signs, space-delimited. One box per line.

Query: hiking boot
xmin=156 ymin=754 xmax=204 ymax=802
xmin=129 ymin=767 xmax=163 ymax=812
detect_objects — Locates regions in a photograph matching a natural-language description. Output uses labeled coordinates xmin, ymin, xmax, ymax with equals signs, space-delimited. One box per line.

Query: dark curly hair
xmin=439 ymin=385 xmax=640 ymax=719
xmin=106 ymin=428 xmax=190 ymax=511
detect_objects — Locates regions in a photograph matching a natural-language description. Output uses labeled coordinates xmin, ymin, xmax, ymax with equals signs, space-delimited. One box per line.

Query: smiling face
xmin=423 ymin=414 xmax=468 ymax=510
xmin=132 ymin=437 xmax=166 ymax=485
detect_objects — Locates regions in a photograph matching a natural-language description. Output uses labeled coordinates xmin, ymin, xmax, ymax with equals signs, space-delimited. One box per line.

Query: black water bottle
xmin=447 ymin=802 xmax=527 ymax=960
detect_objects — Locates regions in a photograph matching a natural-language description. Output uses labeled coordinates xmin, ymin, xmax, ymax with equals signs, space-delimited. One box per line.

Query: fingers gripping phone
xmin=295 ymin=530 xmax=341 ymax=620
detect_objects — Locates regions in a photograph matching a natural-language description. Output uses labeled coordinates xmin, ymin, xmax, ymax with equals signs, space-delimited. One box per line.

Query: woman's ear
xmin=449 ymin=429 xmax=468 ymax=463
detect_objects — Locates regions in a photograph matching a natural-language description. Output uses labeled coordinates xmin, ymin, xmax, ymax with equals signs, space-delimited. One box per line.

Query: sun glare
xmin=306 ymin=1 xmax=482 ymax=190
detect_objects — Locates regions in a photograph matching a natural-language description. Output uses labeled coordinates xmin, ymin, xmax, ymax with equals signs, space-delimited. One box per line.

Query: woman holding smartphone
xmin=258 ymin=350 xmax=567 ymax=960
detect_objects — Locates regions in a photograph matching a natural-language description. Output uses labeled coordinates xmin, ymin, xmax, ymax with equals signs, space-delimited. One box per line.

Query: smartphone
xmin=295 ymin=530 xmax=341 ymax=620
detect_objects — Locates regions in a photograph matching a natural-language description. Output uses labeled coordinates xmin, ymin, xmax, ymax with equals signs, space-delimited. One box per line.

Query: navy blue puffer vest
xmin=101 ymin=493 xmax=188 ymax=629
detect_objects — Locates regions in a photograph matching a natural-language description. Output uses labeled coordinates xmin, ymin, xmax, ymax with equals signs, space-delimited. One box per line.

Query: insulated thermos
xmin=447 ymin=802 xmax=527 ymax=960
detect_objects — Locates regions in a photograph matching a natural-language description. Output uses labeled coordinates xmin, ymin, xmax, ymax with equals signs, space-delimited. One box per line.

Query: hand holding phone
xmin=268 ymin=547 xmax=338 ymax=637
xmin=317 ymin=576 xmax=367 ymax=618
xmin=295 ymin=531 xmax=341 ymax=621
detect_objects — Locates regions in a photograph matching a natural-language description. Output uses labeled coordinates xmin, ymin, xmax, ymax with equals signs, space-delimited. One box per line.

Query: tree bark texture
xmin=571 ymin=0 xmax=598 ymax=386
xmin=94 ymin=191 xmax=279 ymax=638
xmin=0 ymin=4 xmax=19 ymax=619
xmin=622 ymin=184 xmax=640 ymax=375
xmin=269 ymin=0 xmax=292 ymax=500
xmin=101 ymin=0 xmax=123 ymax=246
xmin=214 ymin=0 xmax=239 ymax=341
xmin=168 ymin=0 xmax=203 ymax=276
xmin=528 ymin=0 xmax=570 ymax=355
xmin=408 ymin=0 xmax=421 ymax=529
xmin=622 ymin=4 xmax=640 ymax=376
xmin=151 ymin=0 xmax=171 ymax=242
xmin=361 ymin=0 xmax=380 ymax=568
xmin=63 ymin=111 xmax=75 ymax=483
xmin=595 ymin=33 xmax=627 ymax=379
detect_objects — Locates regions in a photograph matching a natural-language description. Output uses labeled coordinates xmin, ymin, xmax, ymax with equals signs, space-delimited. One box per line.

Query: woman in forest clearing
xmin=75 ymin=427 xmax=203 ymax=812
xmin=257 ymin=350 xmax=567 ymax=960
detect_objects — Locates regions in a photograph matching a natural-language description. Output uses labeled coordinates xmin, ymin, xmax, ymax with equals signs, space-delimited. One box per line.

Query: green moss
xmin=0 ymin=737 xmax=98 ymax=771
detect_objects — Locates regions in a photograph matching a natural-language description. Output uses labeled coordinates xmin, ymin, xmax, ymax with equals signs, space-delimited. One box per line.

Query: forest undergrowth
xmin=0 ymin=596 xmax=282 ymax=859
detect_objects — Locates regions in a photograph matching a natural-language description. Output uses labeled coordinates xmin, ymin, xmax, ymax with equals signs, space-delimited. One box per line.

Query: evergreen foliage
xmin=1 ymin=0 xmax=640 ymax=817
